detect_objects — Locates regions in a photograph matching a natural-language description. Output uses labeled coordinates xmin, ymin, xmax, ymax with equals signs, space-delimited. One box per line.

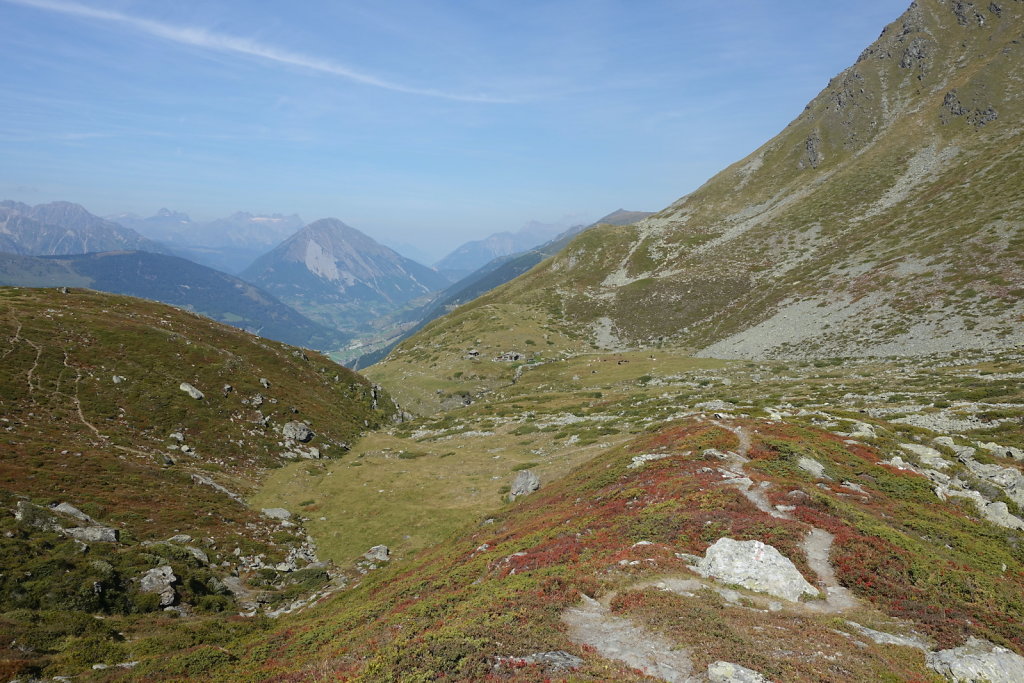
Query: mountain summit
xmin=241 ymin=218 xmax=449 ymax=334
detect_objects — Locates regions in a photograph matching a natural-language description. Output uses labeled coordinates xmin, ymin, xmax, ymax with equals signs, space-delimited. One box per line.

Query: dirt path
xmin=801 ymin=528 xmax=860 ymax=612
xmin=562 ymin=594 xmax=698 ymax=683
xmin=20 ymin=329 xmax=43 ymax=396
xmin=63 ymin=350 xmax=105 ymax=439
xmin=561 ymin=417 xmax=892 ymax=679
xmin=2 ymin=321 xmax=22 ymax=361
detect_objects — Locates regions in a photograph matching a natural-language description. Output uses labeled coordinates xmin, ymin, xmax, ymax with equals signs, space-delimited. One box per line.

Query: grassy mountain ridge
xmin=0 ymin=287 xmax=399 ymax=679
xmin=372 ymin=0 xmax=1024 ymax=413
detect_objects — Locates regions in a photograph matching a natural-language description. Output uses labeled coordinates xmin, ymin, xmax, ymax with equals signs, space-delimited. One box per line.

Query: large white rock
xmin=140 ymin=565 xmax=177 ymax=606
xmin=926 ymin=637 xmax=1024 ymax=682
xmin=693 ymin=538 xmax=819 ymax=602
xmin=64 ymin=526 xmax=119 ymax=543
xmin=900 ymin=443 xmax=950 ymax=470
xmin=982 ymin=502 xmax=1024 ymax=531
xmin=977 ymin=442 xmax=1024 ymax=461
xmin=283 ymin=421 xmax=314 ymax=443
xmin=364 ymin=545 xmax=390 ymax=562
xmin=959 ymin=456 xmax=1024 ymax=508
xmin=797 ymin=456 xmax=826 ymax=479
xmin=707 ymin=660 xmax=772 ymax=682
xmin=261 ymin=507 xmax=292 ymax=521
xmin=179 ymin=382 xmax=204 ymax=400
xmin=509 ymin=469 xmax=541 ymax=501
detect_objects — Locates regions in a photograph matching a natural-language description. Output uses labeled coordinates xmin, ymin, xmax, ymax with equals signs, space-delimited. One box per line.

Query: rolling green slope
xmin=0 ymin=287 xmax=398 ymax=679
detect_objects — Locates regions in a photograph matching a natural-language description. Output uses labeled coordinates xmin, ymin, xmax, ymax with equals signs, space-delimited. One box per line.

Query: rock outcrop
xmin=64 ymin=526 xmax=119 ymax=543
xmin=707 ymin=660 xmax=772 ymax=683
xmin=283 ymin=421 xmax=314 ymax=443
xmin=926 ymin=637 xmax=1024 ymax=683
xmin=508 ymin=469 xmax=541 ymax=501
xmin=692 ymin=538 xmax=819 ymax=602
xmin=364 ymin=545 xmax=390 ymax=563
xmin=140 ymin=565 xmax=177 ymax=606
xmin=261 ymin=508 xmax=292 ymax=521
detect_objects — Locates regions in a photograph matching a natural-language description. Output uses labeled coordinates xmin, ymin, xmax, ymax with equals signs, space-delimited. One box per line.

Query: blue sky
xmin=1 ymin=0 xmax=908 ymax=261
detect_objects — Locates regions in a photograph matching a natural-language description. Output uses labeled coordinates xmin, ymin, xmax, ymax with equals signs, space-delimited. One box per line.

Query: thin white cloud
xmin=4 ymin=0 xmax=512 ymax=103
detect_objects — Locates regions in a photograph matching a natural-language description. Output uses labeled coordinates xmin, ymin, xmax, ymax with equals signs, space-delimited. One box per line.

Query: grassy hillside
xmin=91 ymin=342 xmax=1024 ymax=680
xmin=0 ymin=287 xmax=398 ymax=680
xmin=371 ymin=0 xmax=1024 ymax=414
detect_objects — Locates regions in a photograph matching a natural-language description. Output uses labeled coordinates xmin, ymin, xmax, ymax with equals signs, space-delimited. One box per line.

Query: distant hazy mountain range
xmin=241 ymin=218 xmax=451 ymax=335
xmin=110 ymin=209 xmax=305 ymax=274
xmin=0 ymin=250 xmax=345 ymax=349
xmin=1 ymin=200 xmax=171 ymax=256
xmin=433 ymin=218 xmax=585 ymax=282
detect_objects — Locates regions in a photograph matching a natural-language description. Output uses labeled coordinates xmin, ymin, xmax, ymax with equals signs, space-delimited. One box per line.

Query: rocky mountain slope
xmin=0 ymin=251 xmax=345 ymax=349
xmin=0 ymin=201 xmax=170 ymax=257
xmin=376 ymin=0 xmax=1024 ymax=404
xmin=241 ymin=218 xmax=450 ymax=335
xmin=0 ymin=287 xmax=400 ymax=679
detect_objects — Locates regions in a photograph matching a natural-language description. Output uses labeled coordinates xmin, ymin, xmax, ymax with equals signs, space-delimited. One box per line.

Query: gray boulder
xmin=959 ymin=455 xmax=1024 ymax=508
xmin=259 ymin=377 xmax=271 ymax=388
xmin=983 ymin=502 xmax=1024 ymax=530
xmin=926 ymin=637 xmax=1024 ymax=682
xmin=509 ymin=469 xmax=541 ymax=501
xmin=283 ymin=421 xmax=314 ymax=443
xmin=185 ymin=546 xmax=209 ymax=565
xmin=693 ymin=538 xmax=819 ymax=602
xmin=707 ymin=660 xmax=772 ymax=682
xmin=977 ymin=442 xmax=1024 ymax=461
xmin=901 ymin=443 xmax=950 ymax=470
xmin=364 ymin=545 xmax=390 ymax=562
xmin=847 ymin=421 xmax=877 ymax=438
xmin=497 ymin=651 xmax=584 ymax=672
xmin=140 ymin=565 xmax=177 ymax=606
xmin=179 ymin=382 xmax=204 ymax=400
xmin=53 ymin=502 xmax=97 ymax=524
xmin=797 ymin=457 xmax=826 ymax=479
xmin=65 ymin=526 xmax=119 ymax=543
xmin=261 ymin=507 xmax=292 ymax=521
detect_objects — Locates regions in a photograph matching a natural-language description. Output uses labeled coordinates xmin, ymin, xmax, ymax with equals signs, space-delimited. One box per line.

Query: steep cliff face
xmin=382 ymin=0 xmax=1024 ymax=377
